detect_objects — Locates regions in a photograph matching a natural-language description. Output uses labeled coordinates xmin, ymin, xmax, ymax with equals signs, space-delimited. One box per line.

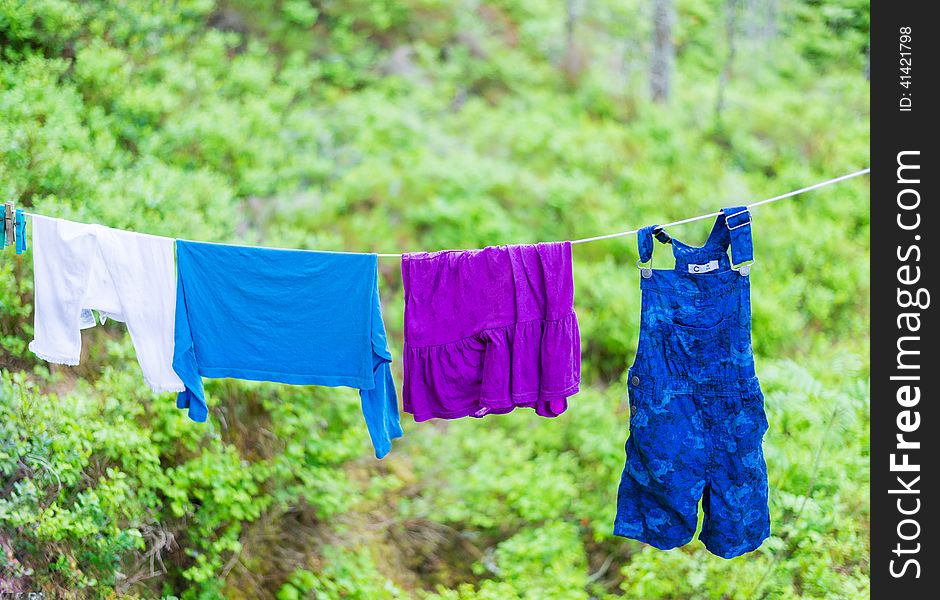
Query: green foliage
xmin=277 ymin=546 xmax=406 ymax=600
xmin=1 ymin=0 xmax=868 ymax=598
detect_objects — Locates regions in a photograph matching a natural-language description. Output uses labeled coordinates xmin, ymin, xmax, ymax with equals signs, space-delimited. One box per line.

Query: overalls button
xmin=631 ymin=375 xmax=640 ymax=387
xmin=630 ymin=404 xmax=637 ymax=417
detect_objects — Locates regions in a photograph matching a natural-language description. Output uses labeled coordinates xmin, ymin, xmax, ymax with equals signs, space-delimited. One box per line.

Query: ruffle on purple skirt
xmin=403 ymin=311 xmax=581 ymax=421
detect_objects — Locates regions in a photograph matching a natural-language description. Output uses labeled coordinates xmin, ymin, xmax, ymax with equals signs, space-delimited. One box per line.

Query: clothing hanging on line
xmin=172 ymin=240 xmax=402 ymax=458
xmin=401 ymin=242 xmax=581 ymax=421
xmin=613 ymin=207 xmax=770 ymax=558
xmin=13 ymin=168 xmax=867 ymax=470
xmin=28 ymin=215 xmax=184 ymax=393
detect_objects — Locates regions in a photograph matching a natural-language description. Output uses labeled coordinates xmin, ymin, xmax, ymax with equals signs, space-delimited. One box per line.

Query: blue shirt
xmin=173 ymin=240 xmax=402 ymax=458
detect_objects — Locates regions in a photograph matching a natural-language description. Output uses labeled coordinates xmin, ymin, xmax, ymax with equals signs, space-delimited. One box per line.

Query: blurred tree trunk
xmin=744 ymin=0 xmax=777 ymax=41
xmin=715 ymin=0 xmax=740 ymax=120
xmin=562 ymin=0 xmax=588 ymax=85
xmin=763 ymin=0 xmax=778 ymax=40
xmin=649 ymin=0 xmax=674 ymax=103
xmin=565 ymin=0 xmax=576 ymax=58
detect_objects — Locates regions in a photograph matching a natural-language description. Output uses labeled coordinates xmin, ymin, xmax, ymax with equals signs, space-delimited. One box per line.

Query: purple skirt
xmin=401 ymin=242 xmax=581 ymax=421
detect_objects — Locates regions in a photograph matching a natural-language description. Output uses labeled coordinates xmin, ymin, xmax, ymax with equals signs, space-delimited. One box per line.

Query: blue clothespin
xmin=15 ymin=209 xmax=26 ymax=254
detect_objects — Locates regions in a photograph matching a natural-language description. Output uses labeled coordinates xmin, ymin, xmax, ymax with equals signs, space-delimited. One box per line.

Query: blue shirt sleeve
xmin=172 ymin=248 xmax=208 ymax=422
xmin=358 ymin=272 xmax=402 ymax=458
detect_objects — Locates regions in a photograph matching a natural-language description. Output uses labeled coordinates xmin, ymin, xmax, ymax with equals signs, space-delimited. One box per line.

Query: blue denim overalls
xmin=613 ymin=207 xmax=770 ymax=559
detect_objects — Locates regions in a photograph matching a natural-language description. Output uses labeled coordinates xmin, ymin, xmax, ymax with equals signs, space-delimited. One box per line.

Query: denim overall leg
xmin=613 ymin=207 xmax=770 ymax=559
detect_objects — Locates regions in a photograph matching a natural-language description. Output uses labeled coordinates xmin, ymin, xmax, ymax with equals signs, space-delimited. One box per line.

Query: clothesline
xmin=377 ymin=167 xmax=871 ymax=257
xmin=19 ymin=168 xmax=869 ymax=257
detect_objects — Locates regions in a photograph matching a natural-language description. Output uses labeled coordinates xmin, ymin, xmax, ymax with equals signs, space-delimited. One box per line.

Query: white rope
xmin=20 ymin=168 xmax=870 ymax=257
xmin=379 ymin=167 xmax=870 ymax=256
xmin=21 ymin=213 xmax=176 ymax=242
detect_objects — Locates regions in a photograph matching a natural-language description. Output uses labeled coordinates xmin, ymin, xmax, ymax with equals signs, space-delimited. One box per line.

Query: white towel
xmin=28 ymin=215 xmax=184 ymax=393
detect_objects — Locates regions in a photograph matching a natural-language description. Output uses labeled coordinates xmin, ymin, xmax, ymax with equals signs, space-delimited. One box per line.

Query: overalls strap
xmin=637 ymin=225 xmax=672 ymax=264
xmin=720 ymin=206 xmax=753 ymax=266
